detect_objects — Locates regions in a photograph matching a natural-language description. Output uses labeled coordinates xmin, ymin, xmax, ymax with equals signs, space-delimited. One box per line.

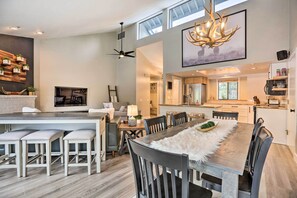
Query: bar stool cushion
xmin=21 ymin=130 xmax=64 ymax=140
xmin=0 ymin=130 xmax=34 ymax=141
xmin=63 ymin=130 xmax=95 ymax=140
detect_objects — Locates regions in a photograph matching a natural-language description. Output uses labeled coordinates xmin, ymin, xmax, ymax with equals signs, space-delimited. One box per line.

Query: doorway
xmin=136 ymin=42 xmax=163 ymax=117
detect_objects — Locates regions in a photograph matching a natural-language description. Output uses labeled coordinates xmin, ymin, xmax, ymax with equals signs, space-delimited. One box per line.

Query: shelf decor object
xmin=27 ymin=86 xmax=37 ymax=95
xmin=22 ymin=64 xmax=30 ymax=71
xmin=1 ymin=87 xmax=27 ymax=95
xmin=0 ymin=68 xmax=4 ymax=75
xmin=2 ymin=57 xmax=11 ymax=65
xmin=182 ymin=9 xmax=246 ymax=67
xmin=13 ymin=66 xmax=21 ymax=74
xmin=0 ymin=49 xmax=27 ymax=83
xmin=16 ymin=54 xmax=24 ymax=62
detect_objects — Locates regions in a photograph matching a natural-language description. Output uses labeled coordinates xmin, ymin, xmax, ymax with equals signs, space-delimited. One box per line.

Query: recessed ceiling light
xmin=35 ymin=31 xmax=44 ymax=35
xmin=196 ymin=70 xmax=199 ymax=72
xmin=9 ymin=26 xmax=20 ymax=30
xmin=251 ymin=67 xmax=256 ymax=70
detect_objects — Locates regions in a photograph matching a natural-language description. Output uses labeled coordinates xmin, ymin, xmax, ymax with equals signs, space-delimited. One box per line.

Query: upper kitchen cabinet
xmin=184 ymin=77 xmax=207 ymax=84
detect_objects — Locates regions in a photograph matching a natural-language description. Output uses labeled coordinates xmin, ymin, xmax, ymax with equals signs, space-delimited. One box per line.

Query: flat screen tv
xmin=54 ymin=86 xmax=87 ymax=107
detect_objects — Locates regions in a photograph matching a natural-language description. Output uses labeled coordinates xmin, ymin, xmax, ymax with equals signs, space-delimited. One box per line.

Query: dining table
xmin=135 ymin=119 xmax=253 ymax=198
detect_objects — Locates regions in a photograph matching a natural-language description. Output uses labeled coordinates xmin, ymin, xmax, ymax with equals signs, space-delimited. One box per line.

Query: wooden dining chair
xmin=171 ymin=112 xmax=188 ymax=126
xmin=212 ymin=111 xmax=239 ymax=120
xmin=144 ymin=115 xmax=167 ymax=135
xmin=127 ymin=138 xmax=212 ymax=198
xmin=201 ymin=126 xmax=273 ymax=198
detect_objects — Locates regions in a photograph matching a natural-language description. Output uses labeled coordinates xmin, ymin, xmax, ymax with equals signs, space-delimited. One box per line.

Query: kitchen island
xmin=0 ymin=112 xmax=106 ymax=173
xmin=159 ymin=104 xmax=221 ymax=119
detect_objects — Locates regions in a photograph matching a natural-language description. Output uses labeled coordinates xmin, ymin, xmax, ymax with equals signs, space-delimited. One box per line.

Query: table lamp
xmin=127 ymin=105 xmax=138 ymax=126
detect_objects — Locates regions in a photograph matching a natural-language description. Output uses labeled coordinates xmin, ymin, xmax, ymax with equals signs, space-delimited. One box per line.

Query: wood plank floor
xmin=0 ymin=143 xmax=297 ymax=198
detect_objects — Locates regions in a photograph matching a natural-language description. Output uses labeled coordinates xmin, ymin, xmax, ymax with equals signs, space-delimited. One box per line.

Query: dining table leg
xmin=222 ymin=171 xmax=238 ymax=198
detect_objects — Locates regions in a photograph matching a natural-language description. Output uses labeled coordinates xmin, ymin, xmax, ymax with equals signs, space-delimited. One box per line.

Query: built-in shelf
xmin=272 ymin=88 xmax=288 ymax=91
xmin=268 ymin=76 xmax=288 ymax=80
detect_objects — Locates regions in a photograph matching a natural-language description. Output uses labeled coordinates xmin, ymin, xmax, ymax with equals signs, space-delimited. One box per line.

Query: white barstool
xmin=0 ymin=130 xmax=34 ymax=177
xmin=21 ymin=130 xmax=64 ymax=177
xmin=64 ymin=130 xmax=96 ymax=176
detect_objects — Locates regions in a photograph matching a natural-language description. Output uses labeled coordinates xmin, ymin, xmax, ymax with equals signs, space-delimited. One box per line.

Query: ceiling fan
xmin=110 ymin=22 xmax=135 ymax=59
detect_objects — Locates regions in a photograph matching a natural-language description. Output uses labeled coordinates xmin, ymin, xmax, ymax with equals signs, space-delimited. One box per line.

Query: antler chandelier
xmin=187 ymin=0 xmax=240 ymax=48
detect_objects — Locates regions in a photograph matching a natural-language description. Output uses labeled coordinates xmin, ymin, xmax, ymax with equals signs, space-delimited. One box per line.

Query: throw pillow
xmin=89 ymin=108 xmax=115 ymax=120
xmin=119 ymin=106 xmax=126 ymax=112
xmin=103 ymin=102 xmax=113 ymax=109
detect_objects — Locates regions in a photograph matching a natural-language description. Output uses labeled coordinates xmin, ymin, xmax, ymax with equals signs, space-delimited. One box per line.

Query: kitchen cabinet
xmin=256 ymin=108 xmax=287 ymax=145
xmin=218 ymin=105 xmax=254 ymax=124
xmin=184 ymin=77 xmax=207 ymax=84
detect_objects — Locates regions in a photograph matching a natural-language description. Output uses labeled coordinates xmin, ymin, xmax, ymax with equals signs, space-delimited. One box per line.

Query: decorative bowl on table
xmin=196 ymin=120 xmax=219 ymax=132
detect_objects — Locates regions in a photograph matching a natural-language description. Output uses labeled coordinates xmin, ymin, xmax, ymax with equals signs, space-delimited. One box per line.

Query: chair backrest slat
xmin=162 ymin=166 xmax=169 ymax=198
xmin=212 ymin=111 xmax=239 ymax=120
xmin=172 ymin=112 xmax=188 ymax=127
xmin=144 ymin=116 xmax=167 ymax=135
xmin=170 ymin=168 xmax=177 ymax=198
xmin=127 ymin=138 xmax=190 ymax=198
xmin=155 ymin=164 xmax=162 ymax=198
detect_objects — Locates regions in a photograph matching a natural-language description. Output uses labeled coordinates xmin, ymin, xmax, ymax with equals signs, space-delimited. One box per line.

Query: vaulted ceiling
xmin=0 ymin=0 xmax=181 ymax=39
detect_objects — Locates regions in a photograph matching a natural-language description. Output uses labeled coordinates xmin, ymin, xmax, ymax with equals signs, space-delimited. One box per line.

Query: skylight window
xmin=169 ymin=0 xmax=205 ymax=28
xmin=215 ymin=0 xmax=248 ymax=12
xmin=138 ymin=13 xmax=163 ymax=40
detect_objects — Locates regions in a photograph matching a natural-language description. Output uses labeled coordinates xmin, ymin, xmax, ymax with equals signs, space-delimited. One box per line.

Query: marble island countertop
xmin=0 ymin=112 xmax=106 ymax=120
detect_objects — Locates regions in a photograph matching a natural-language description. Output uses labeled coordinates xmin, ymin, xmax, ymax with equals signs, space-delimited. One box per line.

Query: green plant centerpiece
xmin=2 ymin=57 xmax=11 ymax=65
xmin=27 ymin=86 xmax=37 ymax=95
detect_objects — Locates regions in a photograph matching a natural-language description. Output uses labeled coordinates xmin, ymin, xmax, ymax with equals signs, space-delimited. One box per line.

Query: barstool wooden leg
xmin=15 ymin=141 xmax=22 ymax=177
xmin=22 ymin=140 xmax=28 ymax=177
xmin=46 ymin=141 xmax=51 ymax=176
xmin=40 ymin=143 xmax=44 ymax=164
xmin=59 ymin=137 xmax=64 ymax=164
xmin=64 ymin=140 xmax=69 ymax=176
xmin=75 ymin=143 xmax=79 ymax=163
xmin=87 ymin=141 xmax=91 ymax=175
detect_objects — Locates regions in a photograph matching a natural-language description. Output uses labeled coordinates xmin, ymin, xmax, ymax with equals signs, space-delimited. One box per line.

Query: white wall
xmin=117 ymin=0 xmax=290 ymax=102
xmin=39 ymin=33 xmax=117 ymax=112
xmin=136 ymin=50 xmax=162 ymax=117
xmin=290 ymin=0 xmax=297 ymax=52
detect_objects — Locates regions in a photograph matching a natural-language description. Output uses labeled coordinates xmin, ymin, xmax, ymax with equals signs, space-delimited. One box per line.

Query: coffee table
xmin=118 ymin=122 xmax=145 ymax=155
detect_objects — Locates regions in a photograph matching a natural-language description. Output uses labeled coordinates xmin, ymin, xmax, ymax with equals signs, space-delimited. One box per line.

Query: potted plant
xmin=13 ymin=66 xmax=21 ymax=74
xmin=2 ymin=57 xmax=11 ymax=65
xmin=27 ymin=86 xmax=37 ymax=95
xmin=16 ymin=54 xmax=24 ymax=62
xmin=22 ymin=64 xmax=30 ymax=71
xmin=134 ymin=114 xmax=143 ymax=124
xmin=0 ymin=67 xmax=4 ymax=75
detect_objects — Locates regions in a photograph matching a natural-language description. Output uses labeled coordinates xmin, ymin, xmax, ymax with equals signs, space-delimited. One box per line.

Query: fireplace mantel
xmin=0 ymin=95 xmax=37 ymax=114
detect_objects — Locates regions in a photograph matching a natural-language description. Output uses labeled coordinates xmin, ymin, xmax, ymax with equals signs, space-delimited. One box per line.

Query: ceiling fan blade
xmin=125 ymin=51 xmax=135 ymax=55
xmin=114 ymin=49 xmax=120 ymax=53
xmin=125 ymin=54 xmax=135 ymax=58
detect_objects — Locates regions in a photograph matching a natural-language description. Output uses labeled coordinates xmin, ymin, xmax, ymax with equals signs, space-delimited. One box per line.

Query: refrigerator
xmin=184 ymin=84 xmax=206 ymax=105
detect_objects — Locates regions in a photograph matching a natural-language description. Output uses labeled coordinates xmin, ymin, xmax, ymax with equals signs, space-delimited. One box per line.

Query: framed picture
xmin=182 ymin=10 xmax=247 ymax=67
